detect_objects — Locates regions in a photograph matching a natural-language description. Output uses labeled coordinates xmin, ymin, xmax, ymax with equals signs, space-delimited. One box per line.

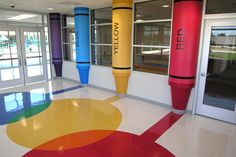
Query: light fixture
xmin=162 ymin=4 xmax=170 ymax=8
xmin=136 ymin=19 xmax=144 ymax=22
xmin=68 ymin=22 xmax=75 ymax=26
xmin=8 ymin=14 xmax=37 ymax=20
xmin=48 ymin=8 xmax=54 ymax=11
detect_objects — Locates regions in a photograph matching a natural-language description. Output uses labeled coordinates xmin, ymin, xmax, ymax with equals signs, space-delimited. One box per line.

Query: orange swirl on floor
xmin=36 ymin=130 xmax=114 ymax=150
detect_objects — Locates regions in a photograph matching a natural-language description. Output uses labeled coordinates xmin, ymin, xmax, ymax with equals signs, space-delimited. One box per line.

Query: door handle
xmin=200 ymin=73 xmax=206 ymax=77
xmin=24 ymin=59 xmax=27 ymax=66
xmin=201 ymin=73 xmax=210 ymax=77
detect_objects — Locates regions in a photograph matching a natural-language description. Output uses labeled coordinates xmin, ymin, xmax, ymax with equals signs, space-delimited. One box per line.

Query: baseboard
xmin=61 ymin=77 xmax=192 ymax=114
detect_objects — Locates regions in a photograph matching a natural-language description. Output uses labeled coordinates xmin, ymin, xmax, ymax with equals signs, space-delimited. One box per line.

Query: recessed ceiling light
xmin=48 ymin=8 xmax=54 ymax=11
xmin=8 ymin=14 xmax=37 ymax=20
xmin=162 ymin=4 xmax=170 ymax=8
xmin=136 ymin=20 xmax=144 ymax=22
xmin=68 ymin=22 xmax=75 ymax=26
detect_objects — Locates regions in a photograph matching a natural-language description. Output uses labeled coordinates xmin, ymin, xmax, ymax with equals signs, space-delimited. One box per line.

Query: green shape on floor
xmin=9 ymin=101 xmax=52 ymax=123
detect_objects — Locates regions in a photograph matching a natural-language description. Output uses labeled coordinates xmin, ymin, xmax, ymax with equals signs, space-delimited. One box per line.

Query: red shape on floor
xmin=23 ymin=112 xmax=182 ymax=157
xmin=140 ymin=112 xmax=182 ymax=142
xmin=35 ymin=130 xmax=114 ymax=150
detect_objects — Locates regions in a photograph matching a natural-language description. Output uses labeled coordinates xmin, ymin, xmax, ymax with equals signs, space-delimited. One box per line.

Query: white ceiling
xmin=0 ymin=0 xmax=236 ymax=15
xmin=0 ymin=0 xmax=113 ymax=14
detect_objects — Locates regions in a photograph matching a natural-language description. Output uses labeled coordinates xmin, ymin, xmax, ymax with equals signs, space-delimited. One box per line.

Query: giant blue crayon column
xmin=49 ymin=13 xmax=63 ymax=77
xmin=74 ymin=7 xmax=90 ymax=85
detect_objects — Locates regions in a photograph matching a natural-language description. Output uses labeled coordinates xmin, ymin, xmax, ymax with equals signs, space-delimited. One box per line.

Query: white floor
xmin=0 ymin=79 xmax=235 ymax=157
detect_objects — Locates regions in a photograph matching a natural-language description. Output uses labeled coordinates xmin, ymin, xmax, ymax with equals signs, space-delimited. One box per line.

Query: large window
xmin=91 ymin=7 xmax=112 ymax=67
xmin=62 ymin=15 xmax=75 ymax=61
xmin=206 ymin=0 xmax=236 ymax=14
xmin=133 ymin=0 xmax=172 ymax=75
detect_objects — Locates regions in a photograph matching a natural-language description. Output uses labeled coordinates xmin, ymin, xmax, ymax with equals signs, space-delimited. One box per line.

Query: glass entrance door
xmin=0 ymin=27 xmax=47 ymax=89
xmin=197 ymin=19 xmax=236 ymax=124
xmin=0 ymin=27 xmax=24 ymax=88
xmin=21 ymin=28 xmax=47 ymax=84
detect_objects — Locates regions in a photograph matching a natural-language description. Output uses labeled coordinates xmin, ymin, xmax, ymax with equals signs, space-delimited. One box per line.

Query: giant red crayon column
xmin=49 ymin=13 xmax=63 ymax=77
xmin=169 ymin=0 xmax=203 ymax=114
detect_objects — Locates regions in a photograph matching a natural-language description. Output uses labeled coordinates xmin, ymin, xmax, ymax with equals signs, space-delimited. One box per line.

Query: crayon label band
xmin=113 ymin=22 xmax=119 ymax=55
xmin=176 ymin=28 xmax=184 ymax=50
xmin=74 ymin=14 xmax=89 ymax=16
xmin=49 ymin=18 xmax=60 ymax=20
xmin=112 ymin=67 xmax=131 ymax=70
xmin=169 ymin=75 xmax=195 ymax=79
xmin=52 ymin=58 xmax=62 ymax=60
xmin=112 ymin=7 xmax=132 ymax=10
xmin=76 ymin=62 xmax=90 ymax=64
xmin=174 ymin=0 xmax=203 ymax=3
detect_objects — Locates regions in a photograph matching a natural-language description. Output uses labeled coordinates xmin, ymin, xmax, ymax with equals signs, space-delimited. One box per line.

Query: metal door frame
xmin=0 ymin=26 xmax=24 ymax=88
xmin=0 ymin=25 xmax=48 ymax=89
xmin=196 ymin=18 xmax=236 ymax=124
xmin=19 ymin=27 xmax=48 ymax=84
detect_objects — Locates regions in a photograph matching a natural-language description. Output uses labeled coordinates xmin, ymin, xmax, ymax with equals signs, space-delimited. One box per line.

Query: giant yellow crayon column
xmin=112 ymin=0 xmax=133 ymax=95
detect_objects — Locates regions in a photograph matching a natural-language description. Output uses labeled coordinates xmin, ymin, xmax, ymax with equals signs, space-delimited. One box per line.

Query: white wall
xmin=62 ymin=61 xmax=195 ymax=111
xmin=62 ymin=61 xmax=80 ymax=81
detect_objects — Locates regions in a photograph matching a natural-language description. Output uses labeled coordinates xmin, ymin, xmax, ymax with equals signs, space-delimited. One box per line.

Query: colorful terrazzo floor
xmin=0 ymin=79 xmax=236 ymax=157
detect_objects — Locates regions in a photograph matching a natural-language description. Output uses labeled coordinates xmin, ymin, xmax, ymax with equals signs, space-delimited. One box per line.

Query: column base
xmin=81 ymin=84 xmax=89 ymax=87
xmin=117 ymin=94 xmax=126 ymax=97
xmin=171 ymin=108 xmax=186 ymax=115
xmin=77 ymin=64 xmax=90 ymax=85
xmin=112 ymin=69 xmax=130 ymax=95
xmin=53 ymin=63 xmax=62 ymax=77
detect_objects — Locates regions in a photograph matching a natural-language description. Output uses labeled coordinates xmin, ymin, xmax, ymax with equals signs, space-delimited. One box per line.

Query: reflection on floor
xmin=0 ymin=79 xmax=236 ymax=157
xmin=0 ymin=85 xmax=82 ymax=125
